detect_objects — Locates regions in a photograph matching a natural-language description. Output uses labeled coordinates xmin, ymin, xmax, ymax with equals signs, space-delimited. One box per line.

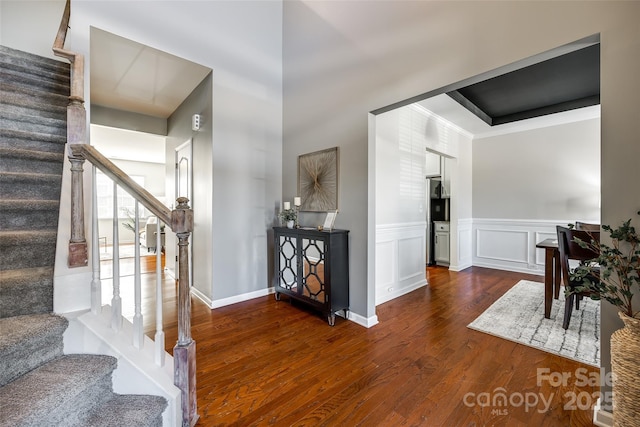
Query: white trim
xmin=593 ymin=398 xmax=614 ymax=427
xmin=375 ymin=222 xmax=427 ymax=306
xmin=348 ymin=310 xmax=379 ymax=328
xmin=204 ymin=287 xmax=274 ymax=310
xmin=476 ymin=228 xmax=529 ymax=263
xmin=376 ymin=221 xmax=427 ymax=231
xmin=190 ymin=286 xmax=214 ymax=308
xmin=376 ymin=278 xmax=427 ymax=306
xmin=412 ymin=103 xmax=474 ymax=139
xmin=470 ymin=218 xmax=594 ymax=276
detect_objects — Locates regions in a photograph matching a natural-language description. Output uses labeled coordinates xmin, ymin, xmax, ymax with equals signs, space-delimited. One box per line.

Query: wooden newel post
xmin=68 ymin=156 xmax=88 ymax=267
xmin=66 ymin=96 xmax=88 ymax=267
xmin=171 ymin=197 xmax=198 ymax=427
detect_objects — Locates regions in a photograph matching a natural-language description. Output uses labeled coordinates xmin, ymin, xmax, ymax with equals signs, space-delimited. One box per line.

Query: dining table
xmin=536 ymin=238 xmax=561 ymax=318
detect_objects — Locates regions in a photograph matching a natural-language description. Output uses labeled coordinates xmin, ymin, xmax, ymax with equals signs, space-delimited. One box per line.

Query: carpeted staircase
xmin=0 ymin=45 xmax=167 ymax=426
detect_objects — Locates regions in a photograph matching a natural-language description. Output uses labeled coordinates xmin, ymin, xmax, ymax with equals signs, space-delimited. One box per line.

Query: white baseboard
xmin=202 ymin=287 xmax=274 ymax=309
xmin=210 ymin=287 xmax=274 ymax=309
xmin=190 ymin=286 xmax=214 ymax=308
xmin=348 ymin=310 xmax=379 ymax=328
xmin=593 ymin=398 xmax=613 ymax=427
xmin=376 ymin=278 xmax=427 ymax=305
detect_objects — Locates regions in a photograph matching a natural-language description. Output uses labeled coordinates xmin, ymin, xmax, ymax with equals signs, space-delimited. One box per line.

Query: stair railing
xmin=53 ymin=1 xmax=198 ymax=425
xmin=70 ymin=146 xmax=198 ymax=427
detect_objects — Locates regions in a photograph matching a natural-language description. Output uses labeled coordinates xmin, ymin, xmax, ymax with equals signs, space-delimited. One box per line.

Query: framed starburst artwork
xmin=298 ymin=147 xmax=338 ymax=212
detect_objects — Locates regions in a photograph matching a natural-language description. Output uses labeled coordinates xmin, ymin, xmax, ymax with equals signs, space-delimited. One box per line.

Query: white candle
xmin=284 ymin=201 xmax=291 ymax=210
xmin=294 ymin=197 xmax=301 ymax=206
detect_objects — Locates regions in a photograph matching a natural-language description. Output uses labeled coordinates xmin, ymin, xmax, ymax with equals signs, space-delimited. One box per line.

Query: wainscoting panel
xmin=476 ymin=229 xmax=529 ymax=263
xmin=472 ymin=219 xmax=577 ymax=276
xmin=375 ymin=240 xmax=395 ymax=290
xmin=450 ymin=219 xmax=473 ymax=272
xmin=397 ymin=236 xmax=424 ymax=282
xmin=535 ymin=231 xmax=557 ymax=266
xmin=376 ymin=222 xmax=427 ymax=305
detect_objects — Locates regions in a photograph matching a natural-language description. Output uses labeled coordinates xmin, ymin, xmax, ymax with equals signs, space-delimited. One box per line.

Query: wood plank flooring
xmin=138 ymin=266 xmax=599 ymax=426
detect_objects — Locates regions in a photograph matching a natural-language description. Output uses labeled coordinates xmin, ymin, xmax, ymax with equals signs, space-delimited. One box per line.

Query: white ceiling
xmin=89 ymin=28 xmax=210 ymax=163
xmin=418 ymin=94 xmax=600 ymax=139
xmin=90 ymin=27 xmax=211 ymax=119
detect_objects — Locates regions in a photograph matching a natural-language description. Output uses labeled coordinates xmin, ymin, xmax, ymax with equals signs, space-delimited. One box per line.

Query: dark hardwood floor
xmin=137 ymin=266 xmax=599 ymax=426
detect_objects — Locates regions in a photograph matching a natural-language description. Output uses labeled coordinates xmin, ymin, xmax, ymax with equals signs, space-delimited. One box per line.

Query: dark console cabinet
xmin=273 ymin=227 xmax=349 ymax=326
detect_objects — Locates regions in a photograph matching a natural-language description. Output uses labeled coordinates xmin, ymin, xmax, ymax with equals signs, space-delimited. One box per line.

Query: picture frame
xmin=298 ymin=147 xmax=338 ymax=212
xmin=322 ymin=210 xmax=338 ymax=231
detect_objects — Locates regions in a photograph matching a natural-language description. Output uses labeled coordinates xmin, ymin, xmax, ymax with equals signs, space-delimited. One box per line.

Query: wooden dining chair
xmin=556 ymin=225 xmax=600 ymax=330
xmin=575 ymin=221 xmax=600 ymax=232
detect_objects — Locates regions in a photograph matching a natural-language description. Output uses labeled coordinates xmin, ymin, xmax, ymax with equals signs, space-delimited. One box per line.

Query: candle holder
xmin=294 ymin=196 xmax=301 ymax=228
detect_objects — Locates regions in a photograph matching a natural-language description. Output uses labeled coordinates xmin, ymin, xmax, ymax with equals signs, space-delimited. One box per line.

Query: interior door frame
xmin=175 ymin=139 xmax=193 ymax=286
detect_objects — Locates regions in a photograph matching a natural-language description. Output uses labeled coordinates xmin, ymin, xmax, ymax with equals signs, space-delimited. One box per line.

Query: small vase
xmin=286 ymin=220 xmax=294 ymax=229
xmin=611 ymin=311 xmax=640 ymax=426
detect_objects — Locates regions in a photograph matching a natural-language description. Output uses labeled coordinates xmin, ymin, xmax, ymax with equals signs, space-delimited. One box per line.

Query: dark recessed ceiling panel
xmin=447 ymin=44 xmax=600 ymax=126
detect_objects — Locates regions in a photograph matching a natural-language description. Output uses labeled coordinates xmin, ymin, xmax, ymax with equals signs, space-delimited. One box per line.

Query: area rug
xmin=468 ymin=280 xmax=600 ymax=367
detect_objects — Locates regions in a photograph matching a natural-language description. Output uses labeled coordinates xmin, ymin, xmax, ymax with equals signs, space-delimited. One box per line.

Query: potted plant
xmin=279 ymin=208 xmax=297 ymax=229
xmin=570 ymin=212 xmax=639 ymax=426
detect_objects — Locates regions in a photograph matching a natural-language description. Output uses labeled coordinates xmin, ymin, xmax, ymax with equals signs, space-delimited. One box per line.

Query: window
xmin=96 ymin=172 xmax=147 ymax=219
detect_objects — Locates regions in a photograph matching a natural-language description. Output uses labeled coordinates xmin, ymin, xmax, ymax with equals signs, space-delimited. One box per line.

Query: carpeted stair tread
xmin=0 ymin=147 xmax=65 ymax=174
xmin=0 ymin=45 xmax=71 ymax=78
xmin=0 ymin=200 xmax=60 ymax=231
xmin=0 ymin=230 xmax=57 ymax=270
xmin=0 ymin=127 xmax=67 ymax=151
xmin=84 ymin=394 xmax=168 ymax=427
xmin=0 ymin=81 xmax=68 ymax=113
xmin=0 ymin=147 xmax=64 ymax=163
xmin=0 ymin=229 xmax=57 ymax=246
xmin=0 ymin=171 xmax=62 ymax=199
xmin=0 ymin=68 xmax=70 ymax=98
xmin=0 ymin=313 xmax=67 ymax=384
xmin=0 ymin=267 xmax=54 ymax=317
xmin=0 ymin=354 xmax=117 ymax=427
xmin=0 ymin=110 xmax=67 ymax=136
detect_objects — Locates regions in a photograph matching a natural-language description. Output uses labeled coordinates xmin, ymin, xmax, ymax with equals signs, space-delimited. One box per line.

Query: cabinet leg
xmin=343 ymin=309 xmax=348 ymax=319
xmin=328 ymin=313 xmax=335 ymax=326
xmin=274 ymin=292 xmax=281 ymax=301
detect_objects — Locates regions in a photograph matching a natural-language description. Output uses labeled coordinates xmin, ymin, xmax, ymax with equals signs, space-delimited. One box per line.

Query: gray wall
xmin=165 ymin=74 xmax=213 ymax=298
xmin=283 ymin=0 xmax=639 ymax=404
xmin=473 ymin=118 xmax=601 ymax=221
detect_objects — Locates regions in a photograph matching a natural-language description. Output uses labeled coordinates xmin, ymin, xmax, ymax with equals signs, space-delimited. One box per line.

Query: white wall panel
xmin=476 ymin=229 xmax=529 ymax=263
xmin=472 ymin=219 xmax=575 ymax=275
xmin=397 ymin=236 xmax=424 ymax=282
xmin=375 ymin=223 xmax=427 ymax=305
xmin=535 ymin=231 xmax=558 ymax=266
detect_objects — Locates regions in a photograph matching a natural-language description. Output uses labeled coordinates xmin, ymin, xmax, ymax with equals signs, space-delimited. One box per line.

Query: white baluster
xmin=133 ymin=201 xmax=143 ymax=348
xmin=111 ymin=181 xmax=122 ymax=331
xmin=154 ymin=219 xmax=165 ymax=366
xmin=90 ymin=165 xmax=101 ymax=315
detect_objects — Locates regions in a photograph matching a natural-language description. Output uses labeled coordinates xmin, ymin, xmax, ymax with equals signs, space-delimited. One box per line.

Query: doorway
xmin=174 ymin=139 xmax=193 ymax=285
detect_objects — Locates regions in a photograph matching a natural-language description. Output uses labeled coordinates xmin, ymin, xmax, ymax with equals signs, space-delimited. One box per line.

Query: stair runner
xmin=0 ymin=45 xmax=166 ymax=426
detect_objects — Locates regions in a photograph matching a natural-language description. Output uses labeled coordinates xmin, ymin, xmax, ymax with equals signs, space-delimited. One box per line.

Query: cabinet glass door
xmin=301 ymin=237 xmax=326 ymax=303
xmin=277 ymin=235 xmax=297 ymax=292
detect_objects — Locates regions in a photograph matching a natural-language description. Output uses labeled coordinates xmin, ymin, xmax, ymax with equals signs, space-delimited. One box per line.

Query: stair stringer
xmin=63 ymin=307 xmax=180 ymax=427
